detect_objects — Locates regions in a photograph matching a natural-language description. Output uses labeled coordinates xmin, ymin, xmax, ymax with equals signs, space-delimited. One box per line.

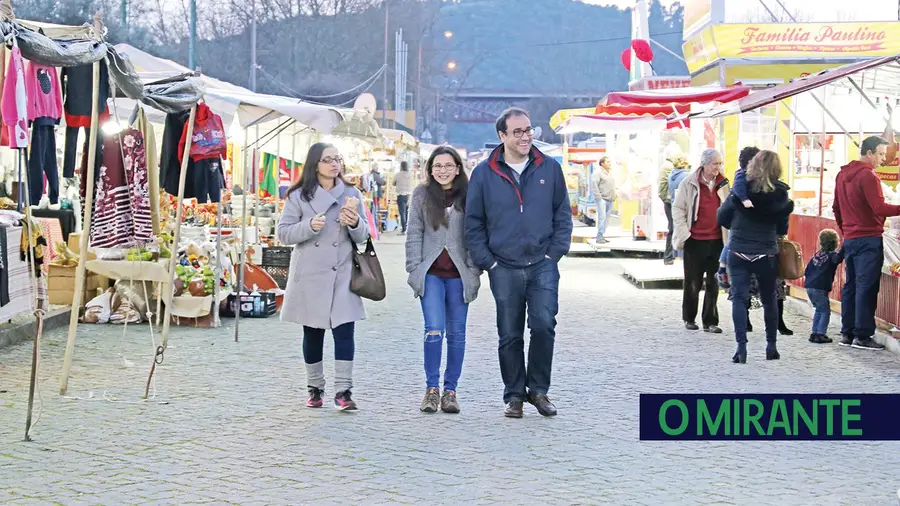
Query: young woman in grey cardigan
xmin=405 ymin=146 xmax=482 ymax=414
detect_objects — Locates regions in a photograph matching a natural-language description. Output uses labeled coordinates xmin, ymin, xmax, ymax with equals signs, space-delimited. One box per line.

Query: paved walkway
xmin=1 ymin=233 xmax=899 ymax=505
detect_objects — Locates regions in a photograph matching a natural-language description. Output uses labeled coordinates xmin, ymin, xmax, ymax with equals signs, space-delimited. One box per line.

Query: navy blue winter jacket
xmin=717 ymin=180 xmax=794 ymax=255
xmin=465 ymin=145 xmax=573 ymax=269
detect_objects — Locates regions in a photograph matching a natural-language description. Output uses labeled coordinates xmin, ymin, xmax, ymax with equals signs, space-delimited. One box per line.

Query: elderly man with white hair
xmin=672 ymin=148 xmax=731 ymax=334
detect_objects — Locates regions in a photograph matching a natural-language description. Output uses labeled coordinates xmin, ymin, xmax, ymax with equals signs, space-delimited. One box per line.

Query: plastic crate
xmin=261 ymin=246 xmax=292 ymax=268
xmin=221 ymin=292 xmax=277 ymax=318
xmin=262 ymin=265 xmax=288 ymax=289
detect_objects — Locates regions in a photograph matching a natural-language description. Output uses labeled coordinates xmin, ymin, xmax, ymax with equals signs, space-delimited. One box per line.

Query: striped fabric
xmin=90 ymin=129 xmax=153 ymax=249
xmin=0 ymin=225 xmax=37 ymax=321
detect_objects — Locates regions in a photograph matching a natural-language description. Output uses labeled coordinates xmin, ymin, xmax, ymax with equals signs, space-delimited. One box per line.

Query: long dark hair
xmin=285 ymin=142 xmax=347 ymax=202
xmin=423 ymin=146 xmax=468 ymax=230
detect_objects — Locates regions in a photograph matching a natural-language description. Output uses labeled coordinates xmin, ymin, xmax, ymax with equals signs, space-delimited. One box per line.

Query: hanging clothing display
xmin=177 ymin=103 xmax=227 ymax=164
xmin=130 ymin=107 xmax=160 ymax=234
xmin=28 ymin=119 xmax=59 ymax=204
xmin=0 ymin=227 xmax=9 ymax=307
xmin=19 ymin=219 xmax=46 ymax=277
xmin=193 ymin=157 xmax=225 ymax=204
xmin=1 ymin=42 xmax=29 ymax=149
xmin=159 ymin=109 xmax=195 ymax=198
xmin=77 ymin=129 xmax=104 ymax=201
xmin=25 ymin=62 xmax=62 ymax=122
xmin=227 ymin=140 xmax=242 ymax=190
xmin=90 ymin=129 xmax=153 ymax=249
xmin=61 ymin=62 xmax=110 ymax=178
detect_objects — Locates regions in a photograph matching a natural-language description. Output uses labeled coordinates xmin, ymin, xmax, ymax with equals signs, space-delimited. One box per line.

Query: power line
xmin=276 ymin=65 xmax=387 ymax=99
xmin=424 ymin=30 xmax=682 ymax=54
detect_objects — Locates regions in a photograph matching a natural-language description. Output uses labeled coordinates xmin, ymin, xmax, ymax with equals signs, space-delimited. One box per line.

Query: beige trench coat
xmin=672 ymin=169 xmax=731 ymax=251
xmin=276 ymin=180 xmax=370 ymax=329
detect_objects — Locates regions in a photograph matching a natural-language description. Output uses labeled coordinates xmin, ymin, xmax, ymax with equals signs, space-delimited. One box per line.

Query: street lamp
xmin=447 ymin=61 xmax=457 ymax=70
xmin=444 ymin=31 xmax=453 ymax=38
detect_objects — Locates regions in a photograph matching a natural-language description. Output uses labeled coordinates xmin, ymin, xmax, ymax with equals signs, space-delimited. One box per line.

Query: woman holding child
xmin=717 ymin=150 xmax=794 ymax=363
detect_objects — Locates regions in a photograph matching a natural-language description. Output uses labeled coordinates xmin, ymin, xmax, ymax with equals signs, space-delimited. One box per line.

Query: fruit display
xmin=125 ymin=247 xmax=157 ymax=261
xmin=174 ymin=256 xmax=217 ymax=296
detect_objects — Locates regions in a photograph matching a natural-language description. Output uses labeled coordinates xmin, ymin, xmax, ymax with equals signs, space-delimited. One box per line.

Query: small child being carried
xmin=803 ymin=229 xmax=843 ymax=344
xmin=716 ymin=162 xmax=753 ymax=288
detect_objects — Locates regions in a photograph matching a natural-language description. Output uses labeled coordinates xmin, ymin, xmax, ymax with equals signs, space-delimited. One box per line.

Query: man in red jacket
xmin=833 ymin=136 xmax=900 ymax=350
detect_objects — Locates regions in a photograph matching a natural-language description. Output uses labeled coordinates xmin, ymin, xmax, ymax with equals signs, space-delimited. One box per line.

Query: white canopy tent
xmin=111 ymin=44 xmax=382 ymax=140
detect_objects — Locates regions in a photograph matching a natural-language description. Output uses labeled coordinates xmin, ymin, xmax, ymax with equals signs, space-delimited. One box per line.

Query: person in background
xmin=277 ymin=142 xmax=370 ymax=411
xmin=672 ymin=148 xmax=730 ymax=334
xmin=593 ymin=156 xmax=616 ymax=244
xmin=394 ymin=161 xmax=413 ymax=235
xmin=369 ymin=165 xmax=386 ymax=232
xmin=833 ymin=135 xmax=900 ymax=350
xmin=466 ymin=107 xmax=572 ymax=419
xmin=717 ymin=150 xmax=794 ymax=363
xmin=804 ymin=229 xmax=843 ymax=344
xmin=405 ymin=146 xmax=481 ymax=414
xmin=659 ymin=144 xmax=684 ymax=265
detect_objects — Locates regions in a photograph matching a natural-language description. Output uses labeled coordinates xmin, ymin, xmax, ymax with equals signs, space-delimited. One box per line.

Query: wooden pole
xmin=160 ymin=105 xmax=198 ymax=348
xmin=253 ymin=125 xmax=260 ymax=244
xmin=213 ymin=201 xmax=222 ymax=328
xmin=234 ymin=128 xmax=249 ymax=342
xmin=21 ymin=149 xmax=42 ymax=440
xmin=274 ymin=125 xmax=282 ymax=246
xmin=60 ymin=26 xmax=103 ymax=394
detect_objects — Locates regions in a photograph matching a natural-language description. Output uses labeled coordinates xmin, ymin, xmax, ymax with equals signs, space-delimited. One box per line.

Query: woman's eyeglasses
xmin=432 ymin=163 xmax=458 ymax=172
xmin=321 ymin=156 xmax=344 ymax=165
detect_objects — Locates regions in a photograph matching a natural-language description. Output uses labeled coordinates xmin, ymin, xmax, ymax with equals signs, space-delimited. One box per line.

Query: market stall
xmin=554 ymin=86 xmax=750 ymax=243
xmin=682 ymin=54 xmax=900 ymax=331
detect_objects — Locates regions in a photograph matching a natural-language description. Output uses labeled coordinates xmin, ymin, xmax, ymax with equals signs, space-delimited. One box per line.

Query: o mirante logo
xmin=639 ymin=394 xmax=900 ymax=441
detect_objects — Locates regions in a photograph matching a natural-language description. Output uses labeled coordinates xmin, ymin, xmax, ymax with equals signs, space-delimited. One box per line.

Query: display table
xmin=85 ymin=259 xmax=170 ymax=283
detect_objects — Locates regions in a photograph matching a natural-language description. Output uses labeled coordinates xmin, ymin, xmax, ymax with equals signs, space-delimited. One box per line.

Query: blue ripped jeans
xmin=420 ymin=274 xmax=469 ymax=391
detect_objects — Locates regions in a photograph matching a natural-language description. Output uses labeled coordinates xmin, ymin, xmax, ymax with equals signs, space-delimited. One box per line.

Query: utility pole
xmin=188 ymin=0 xmax=197 ymax=70
xmin=382 ymin=1 xmax=389 ymax=127
xmin=250 ymin=0 xmax=257 ymax=91
xmin=120 ymin=0 xmax=127 ymax=34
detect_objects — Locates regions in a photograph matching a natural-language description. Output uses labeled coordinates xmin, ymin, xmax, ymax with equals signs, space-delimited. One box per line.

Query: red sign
xmin=629 ymin=77 xmax=692 ymax=91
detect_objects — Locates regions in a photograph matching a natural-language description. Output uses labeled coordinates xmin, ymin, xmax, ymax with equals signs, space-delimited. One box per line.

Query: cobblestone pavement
xmin=2 ymin=233 xmax=900 ymax=505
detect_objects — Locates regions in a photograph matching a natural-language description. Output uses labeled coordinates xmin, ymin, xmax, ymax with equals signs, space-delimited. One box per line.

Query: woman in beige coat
xmin=277 ymin=142 xmax=369 ymax=411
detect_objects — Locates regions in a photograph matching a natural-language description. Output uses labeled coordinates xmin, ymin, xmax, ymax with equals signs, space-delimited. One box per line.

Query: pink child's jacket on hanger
xmin=25 ymin=62 xmax=62 ymax=121
xmin=1 ymin=44 xmax=30 ymax=148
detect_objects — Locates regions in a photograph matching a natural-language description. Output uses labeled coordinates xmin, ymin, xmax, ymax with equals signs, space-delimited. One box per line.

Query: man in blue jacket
xmin=465 ymin=107 xmax=573 ymax=418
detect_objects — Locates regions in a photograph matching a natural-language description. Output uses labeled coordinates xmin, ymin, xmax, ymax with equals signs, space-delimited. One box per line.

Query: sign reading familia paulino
xmin=739 ymin=24 xmax=888 ymax=54
xmin=639 ymin=394 xmax=900 ymax=440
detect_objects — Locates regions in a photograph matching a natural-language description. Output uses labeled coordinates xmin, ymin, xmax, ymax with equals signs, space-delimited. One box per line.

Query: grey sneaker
xmin=441 ymin=390 xmax=460 ymax=414
xmin=851 ymin=337 xmax=885 ymax=351
xmin=420 ymin=387 xmax=440 ymax=413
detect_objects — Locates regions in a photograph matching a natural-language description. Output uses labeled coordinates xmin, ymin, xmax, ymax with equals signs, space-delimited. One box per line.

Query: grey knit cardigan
xmin=404 ymin=184 xmax=483 ymax=304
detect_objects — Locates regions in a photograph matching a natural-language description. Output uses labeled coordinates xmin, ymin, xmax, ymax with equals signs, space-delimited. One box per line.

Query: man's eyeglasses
xmin=432 ymin=163 xmax=458 ymax=172
xmin=321 ymin=156 xmax=344 ymax=165
xmin=508 ymin=127 xmax=535 ymax=139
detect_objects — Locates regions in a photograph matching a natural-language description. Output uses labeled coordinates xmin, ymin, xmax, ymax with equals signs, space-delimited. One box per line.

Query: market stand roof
xmin=113 ymin=43 xmax=381 ymax=139
xmin=679 ymin=55 xmax=900 ymax=120
xmin=594 ymin=86 xmax=751 ymax=117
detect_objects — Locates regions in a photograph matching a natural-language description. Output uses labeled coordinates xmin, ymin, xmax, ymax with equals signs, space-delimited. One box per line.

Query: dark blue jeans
xmin=727 ymin=252 xmax=778 ymax=344
xmin=806 ymin=288 xmax=831 ymax=335
xmin=397 ymin=194 xmax=409 ymax=232
xmin=420 ymin=274 xmax=468 ymax=391
xmin=841 ymin=236 xmax=884 ymax=339
xmin=488 ymin=259 xmax=560 ymax=403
